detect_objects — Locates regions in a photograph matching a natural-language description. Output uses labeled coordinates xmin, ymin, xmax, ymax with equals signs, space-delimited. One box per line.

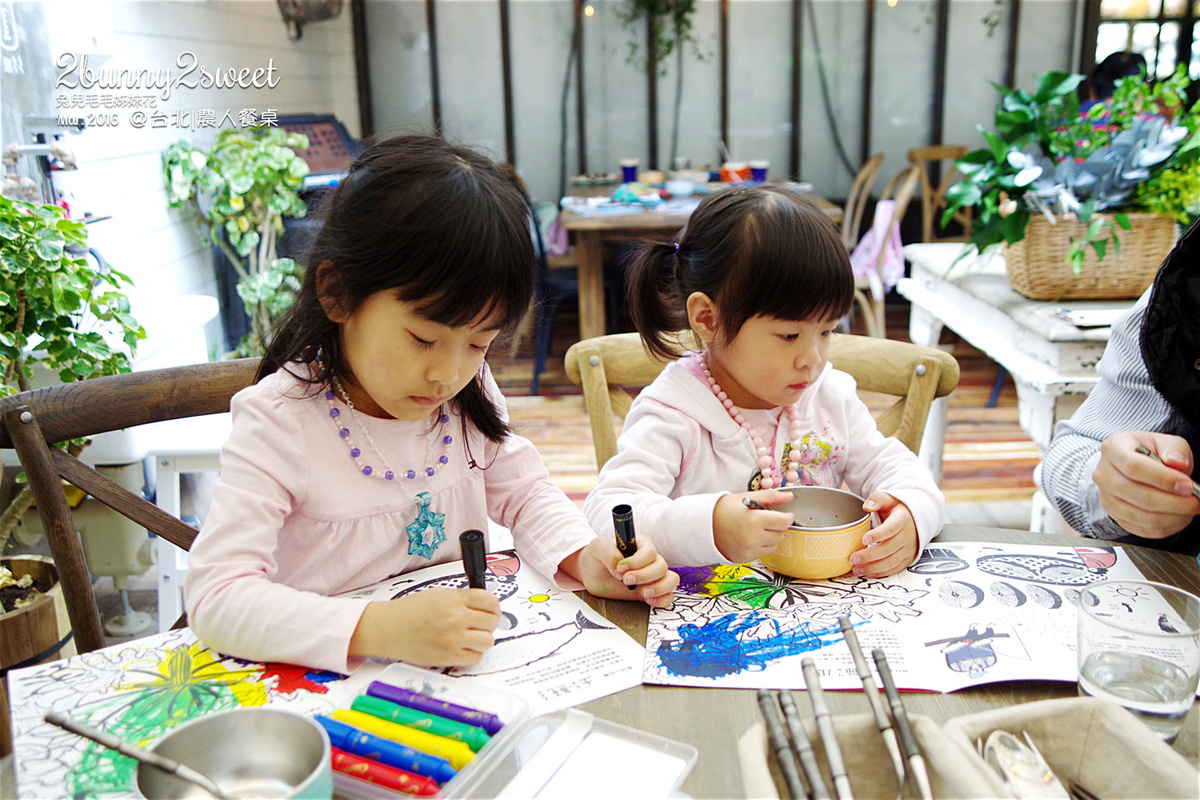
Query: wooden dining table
xmin=576 ymin=525 xmax=1200 ymax=799
xmin=558 ymin=186 xmax=843 ymax=340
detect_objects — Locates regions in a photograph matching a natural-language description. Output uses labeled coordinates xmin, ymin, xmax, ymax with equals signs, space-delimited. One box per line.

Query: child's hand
xmin=574 ymin=536 xmax=679 ymax=608
xmin=848 ymin=492 xmax=918 ymax=578
xmin=713 ymin=490 xmax=795 ymax=564
xmin=349 ymin=588 xmax=501 ymax=667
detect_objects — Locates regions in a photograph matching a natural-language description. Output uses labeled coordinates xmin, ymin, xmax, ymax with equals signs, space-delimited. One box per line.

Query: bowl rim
xmin=775 ymin=485 xmax=869 ymax=531
xmin=135 ymin=707 xmax=331 ymax=798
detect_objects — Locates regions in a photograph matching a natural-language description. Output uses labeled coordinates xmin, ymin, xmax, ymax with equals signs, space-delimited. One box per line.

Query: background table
xmin=579 ymin=525 xmax=1200 ymax=799
xmin=559 ymin=189 xmax=842 ymax=340
xmin=896 ymin=243 xmax=1138 ymax=532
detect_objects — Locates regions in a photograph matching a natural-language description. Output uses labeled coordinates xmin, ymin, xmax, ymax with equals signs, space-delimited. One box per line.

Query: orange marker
xmin=332 ymin=708 xmax=475 ymax=770
xmin=331 ymin=747 xmax=440 ymax=796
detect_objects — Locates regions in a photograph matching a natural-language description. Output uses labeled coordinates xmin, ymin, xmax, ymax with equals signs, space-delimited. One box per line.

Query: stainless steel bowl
xmin=135 ymin=707 xmax=331 ymax=800
xmin=776 ymin=486 xmax=869 ymax=530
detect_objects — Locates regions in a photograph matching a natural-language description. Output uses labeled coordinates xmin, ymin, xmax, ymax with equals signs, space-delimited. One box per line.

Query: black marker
xmin=612 ymin=504 xmax=638 ymax=591
xmin=459 ymin=530 xmax=487 ymax=590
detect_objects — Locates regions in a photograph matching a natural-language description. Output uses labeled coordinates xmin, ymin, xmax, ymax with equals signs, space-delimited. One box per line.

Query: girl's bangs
xmin=398 ymin=213 xmax=533 ymax=332
xmin=725 ymin=208 xmax=854 ymax=326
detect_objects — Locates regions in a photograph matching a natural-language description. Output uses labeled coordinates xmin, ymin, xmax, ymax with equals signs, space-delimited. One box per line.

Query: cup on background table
xmin=1076 ymin=579 xmax=1200 ymax=743
xmin=749 ymin=160 xmax=769 ymax=182
xmin=720 ymin=161 xmax=751 ymax=183
xmin=620 ymin=159 xmax=640 ymax=184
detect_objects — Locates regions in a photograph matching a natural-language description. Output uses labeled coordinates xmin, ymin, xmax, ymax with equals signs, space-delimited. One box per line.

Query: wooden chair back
xmin=0 ymin=359 xmax=260 ymax=655
xmin=852 ymin=165 xmax=921 ymax=338
xmin=564 ymin=332 xmax=959 ymax=470
xmin=842 ymin=154 xmax=885 ymax=251
xmin=908 ymin=145 xmax=972 ymax=243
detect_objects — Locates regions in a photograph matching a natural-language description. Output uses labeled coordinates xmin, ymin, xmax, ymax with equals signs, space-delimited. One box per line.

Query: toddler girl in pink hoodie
xmin=583 ymin=184 xmax=943 ymax=577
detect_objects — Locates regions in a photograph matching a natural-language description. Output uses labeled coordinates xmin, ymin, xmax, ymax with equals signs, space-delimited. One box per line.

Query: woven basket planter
xmin=1004 ymin=212 xmax=1178 ymax=300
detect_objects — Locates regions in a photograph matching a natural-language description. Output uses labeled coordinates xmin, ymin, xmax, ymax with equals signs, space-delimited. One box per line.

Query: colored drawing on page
xmin=645 ymin=541 xmax=1146 ymax=692
xmin=6 ymin=628 xmax=351 ymax=800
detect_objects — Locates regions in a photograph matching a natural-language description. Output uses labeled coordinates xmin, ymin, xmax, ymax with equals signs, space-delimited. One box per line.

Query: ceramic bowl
xmin=135 ymin=707 xmax=332 ymax=800
xmin=760 ymin=486 xmax=870 ymax=580
xmin=665 ymin=179 xmax=695 ymax=197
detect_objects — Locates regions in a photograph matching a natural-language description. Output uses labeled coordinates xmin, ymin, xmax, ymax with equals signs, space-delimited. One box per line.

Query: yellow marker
xmin=331 ymin=709 xmax=475 ymax=770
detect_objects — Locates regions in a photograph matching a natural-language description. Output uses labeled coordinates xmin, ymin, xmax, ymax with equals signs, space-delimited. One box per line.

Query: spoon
xmin=45 ymin=712 xmax=232 ymax=800
xmin=982 ymin=729 xmax=1069 ymax=800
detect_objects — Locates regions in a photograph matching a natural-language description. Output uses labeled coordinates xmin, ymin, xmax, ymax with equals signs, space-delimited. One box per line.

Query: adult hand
xmin=1093 ymin=431 xmax=1200 ymax=539
xmin=712 ymin=490 xmax=794 ymax=564
xmin=349 ymin=588 xmax=500 ymax=667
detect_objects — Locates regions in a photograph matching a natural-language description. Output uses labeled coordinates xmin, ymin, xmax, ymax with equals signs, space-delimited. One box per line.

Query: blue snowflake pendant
xmin=406 ymin=491 xmax=446 ymax=559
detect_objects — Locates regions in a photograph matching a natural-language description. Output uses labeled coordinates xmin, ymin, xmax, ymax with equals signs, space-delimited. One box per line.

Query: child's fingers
xmin=463 ymin=589 xmax=503 ymax=618
xmin=862 ymin=491 xmax=896 ymax=513
xmin=861 ymin=517 xmax=900 ymax=548
xmin=745 ymin=489 xmax=795 ymax=507
xmin=851 ymin=541 xmax=914 ymax=578
xmin=639 ymin=573 xmax=680 ymax=607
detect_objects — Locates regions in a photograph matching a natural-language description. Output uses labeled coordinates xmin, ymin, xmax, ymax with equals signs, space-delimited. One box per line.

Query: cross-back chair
xmin=908 ymin=145 xmax=972 ymax=243
xmin=564 ymin=332 xmax=959 ymax=471
xmin=852 ymin=165 xmax=921 ymax=339
xmin=842 ymin=154 xmax=885 ymax=252
xmin=0 ymin=359 xmax=260 ymax=655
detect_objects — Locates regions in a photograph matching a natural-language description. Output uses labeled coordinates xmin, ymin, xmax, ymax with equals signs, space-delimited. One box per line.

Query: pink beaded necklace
xmin=699 ymin=351 xmax=804 ymax=489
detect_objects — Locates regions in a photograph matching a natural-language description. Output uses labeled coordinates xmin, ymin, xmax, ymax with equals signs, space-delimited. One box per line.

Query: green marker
xmin=351 ymin=694 xmax=492 ymax=752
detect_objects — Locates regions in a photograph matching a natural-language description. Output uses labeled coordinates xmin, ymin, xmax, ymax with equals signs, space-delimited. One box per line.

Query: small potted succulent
xmin=941 ymin=65 xmax=1200 ymax=298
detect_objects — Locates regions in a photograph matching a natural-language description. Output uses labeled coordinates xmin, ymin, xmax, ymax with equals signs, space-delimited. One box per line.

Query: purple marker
xmin=315 ymin=715 xmax=457 ymax=784
xmin=367 ymin=681 xmax=504 ymax=736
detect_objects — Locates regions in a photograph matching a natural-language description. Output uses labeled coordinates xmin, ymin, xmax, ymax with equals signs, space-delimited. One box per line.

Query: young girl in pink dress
xmin=187 ymin=135 xmax=677 ymax=674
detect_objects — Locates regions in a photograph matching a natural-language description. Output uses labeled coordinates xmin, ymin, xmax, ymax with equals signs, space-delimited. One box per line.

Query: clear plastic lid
xmin=331 ymin=664 xmax=698 ymax=800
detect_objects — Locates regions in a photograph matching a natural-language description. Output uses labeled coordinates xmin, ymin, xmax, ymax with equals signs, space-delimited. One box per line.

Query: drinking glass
xmin=1077 ymin=579 xmax=1200 ymax=742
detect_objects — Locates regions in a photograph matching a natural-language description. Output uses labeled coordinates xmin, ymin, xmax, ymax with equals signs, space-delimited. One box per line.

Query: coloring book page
xmin=7 ymin=550 xmax=641 ymax=799
xmin=339 ymin=549 xmax=645 ymax=712
xmin=644 ymin=541 xmax=1147 ymax=692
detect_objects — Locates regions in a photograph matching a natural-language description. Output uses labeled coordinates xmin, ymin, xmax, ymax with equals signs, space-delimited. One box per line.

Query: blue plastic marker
xmin=315 ymin=715 xmax=457 ymax=784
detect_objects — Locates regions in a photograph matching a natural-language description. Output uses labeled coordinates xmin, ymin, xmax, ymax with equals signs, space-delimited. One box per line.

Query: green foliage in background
xmin=943 ymin=65 xmax=1200 ymax=272
xmin=0 ymin=195 xmax=143 ymax=397
xmin=163 ymin=126 xmax=310 ymax=356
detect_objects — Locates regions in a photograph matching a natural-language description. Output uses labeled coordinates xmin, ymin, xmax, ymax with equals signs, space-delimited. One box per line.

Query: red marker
xmin=331 ymin=746 xmax=440 ymax=796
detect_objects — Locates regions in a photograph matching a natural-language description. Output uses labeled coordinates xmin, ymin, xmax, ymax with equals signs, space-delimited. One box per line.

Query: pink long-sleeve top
xmin=185 ymin=364 xmax=594 ymax=674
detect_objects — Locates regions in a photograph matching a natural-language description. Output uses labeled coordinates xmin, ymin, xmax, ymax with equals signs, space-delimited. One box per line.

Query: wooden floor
xmin=491 ymin=298 xmax=1038 ymax=530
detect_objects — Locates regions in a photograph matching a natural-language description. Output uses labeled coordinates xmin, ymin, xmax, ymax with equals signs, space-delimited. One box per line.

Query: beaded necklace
xmin=699 ymin=351 xmax=804 ymax=489
xmin=317 ymin=351 xmax=453 ymax=559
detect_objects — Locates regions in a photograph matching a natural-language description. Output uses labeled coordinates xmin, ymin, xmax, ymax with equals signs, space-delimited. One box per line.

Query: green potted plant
xmin=162 ymin=126 xmax=311 ymax=356
xmin=941 ymin=65 xmax=1200 ymax=298
xmin=0 ymin=195 xmax=145 ymax=549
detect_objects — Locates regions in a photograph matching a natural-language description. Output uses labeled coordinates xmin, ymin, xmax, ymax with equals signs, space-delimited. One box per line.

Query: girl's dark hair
xmin=258 ymin=134 xmax=535 ymax=442
xmin=626 ymin=184 xmax=853 ymax=360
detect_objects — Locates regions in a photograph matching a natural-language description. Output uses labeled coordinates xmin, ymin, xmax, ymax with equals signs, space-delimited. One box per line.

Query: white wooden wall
xmin=37 ymin=1 xmax=358 ymax=358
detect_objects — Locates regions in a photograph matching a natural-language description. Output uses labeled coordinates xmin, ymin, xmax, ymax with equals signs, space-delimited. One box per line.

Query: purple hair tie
xmin=673 ymin=242 xmax=680 ymax=255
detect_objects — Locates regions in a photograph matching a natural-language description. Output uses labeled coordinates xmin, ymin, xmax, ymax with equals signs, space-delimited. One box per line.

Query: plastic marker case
xmin=333 ymin=664 xmax=698 ymax=799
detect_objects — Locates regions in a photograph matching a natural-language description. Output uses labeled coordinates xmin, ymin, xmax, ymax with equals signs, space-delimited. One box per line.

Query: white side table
xmin=897 ymin=243 xmax=1135 ymax=531
xmin=146 ymin=414 xmax=232 ymax=632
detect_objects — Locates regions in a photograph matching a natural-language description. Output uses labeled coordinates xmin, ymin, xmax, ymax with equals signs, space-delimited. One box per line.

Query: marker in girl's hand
xmin=612 ymin=504 xmax=638 ymax=590
xmin=459 ymin=530 xmax=487 ymax=590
